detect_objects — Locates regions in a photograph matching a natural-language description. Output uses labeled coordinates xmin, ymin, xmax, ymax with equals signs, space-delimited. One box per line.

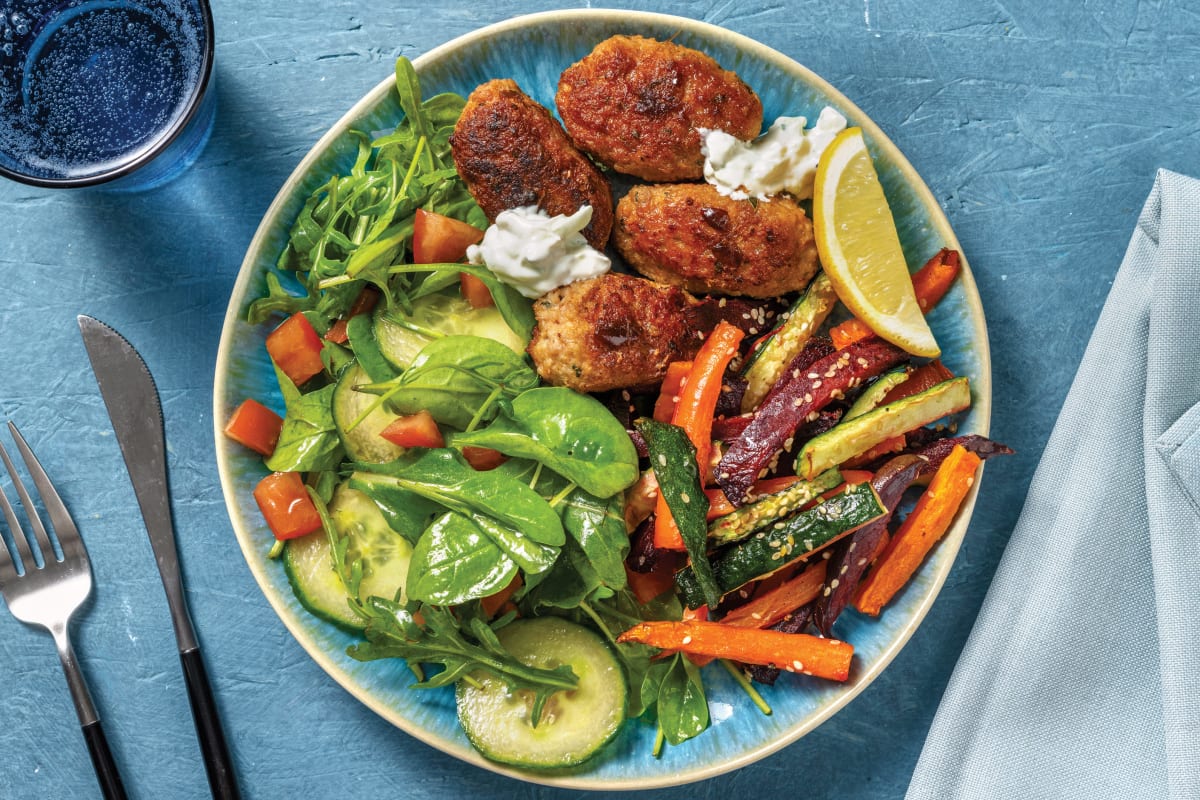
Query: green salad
xmin=229 ymin=59 xmax=708 ymax=767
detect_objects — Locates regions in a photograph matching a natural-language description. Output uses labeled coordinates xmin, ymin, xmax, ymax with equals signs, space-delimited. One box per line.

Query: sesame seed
xmin=848 ymin=542 xmax=857 ymax=552
xmin=802 ymin=670 xmax=813 ymax=676
xmin=830 ymin=579 xmax=840 ymax=589
xmin=803 ymin=392 xmax=813 ymax=403
xmin=822 ymin=550 xmax=833 ymax=559
xmin=792 ymin=660 xmax=804 ymax=671
xmin=822 ymin=586 xmax=832 ymax=597
xmin=840 ymin=564 xmax=849 ymax=575
xmin=751 ymin=612 xmax=762 ymax=620
xmin=680 ymin=492 xmax=691 ymax=503
xmin=658 ymin=454 xmax=667 ymax=467
xmin=812 ymin=380 xmax=822 ymax=389
xmin=807 ymin=372 xmax=819 ymax=379
xmin=857 ymin=557 xmax=869 ymax=566
xmin=682 ymin=635 xmax=692 ymax=645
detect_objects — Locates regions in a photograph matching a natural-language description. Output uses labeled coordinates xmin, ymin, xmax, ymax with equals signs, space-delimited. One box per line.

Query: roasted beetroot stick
xmin=717 ymin=338 xmax=908 ymax=505
xmin=914 ymin=434 xmax=1013 ymax=478
xmin=813 ymin=454 xmax=925 ymax=635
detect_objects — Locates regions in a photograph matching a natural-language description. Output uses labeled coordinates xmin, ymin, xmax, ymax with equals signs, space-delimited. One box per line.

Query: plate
xmin=214 ymin=9 xmax=991 ymax=790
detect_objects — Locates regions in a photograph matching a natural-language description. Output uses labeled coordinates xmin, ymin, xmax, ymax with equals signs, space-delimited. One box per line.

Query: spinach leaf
xmin=494 ymin=459 xmax=629 ymax=596
xmin=560 ymin=486 xmax=628 ymax=591
xmin=635 ymin=419 xmax=720 ymax=609
xmin=382 ymin=335 xmax=538 ymax=430
xmin=406 ymin=512 xmax=518 ymax=605
xmin=452 ymin=387 xmax=639 ymax=498
xmin=345 ymin=313 xmax=398 ymax=383
xmin=265 ymin=384 xmax=344 ymax=472
xmin=353 ymin=447 xmax=563 ymax=559
xmin=649 ymin=653 xmax=710 ymax=745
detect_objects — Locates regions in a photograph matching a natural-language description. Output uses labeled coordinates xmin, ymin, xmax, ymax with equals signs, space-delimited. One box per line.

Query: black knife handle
xmin=180 ymin=647 xmax=241 ymax=800
xmin=81 ymin=720 xmax=128 ymax=800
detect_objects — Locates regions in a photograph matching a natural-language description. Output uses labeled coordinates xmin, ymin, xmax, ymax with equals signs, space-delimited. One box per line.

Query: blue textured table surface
xmin=1 ymin=2 xmax=1197 ymax=798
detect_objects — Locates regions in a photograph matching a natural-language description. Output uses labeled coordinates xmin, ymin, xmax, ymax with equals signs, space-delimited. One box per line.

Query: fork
xmin=0 ymin=422 xmax=128 ymax=800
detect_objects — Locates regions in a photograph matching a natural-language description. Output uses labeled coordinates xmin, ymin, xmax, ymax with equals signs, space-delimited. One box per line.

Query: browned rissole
xmin=615 ymin=182 xmax=820 ymax=298
xmin=556 ymin=35 xmax=763 ymax=182
xmin=716 ymin=338 xmax=909 ymax=505
xmin=449 ymin=78 xmax=613 ymax=249
xmin=527 ymin=273 xmax=716 ymax=393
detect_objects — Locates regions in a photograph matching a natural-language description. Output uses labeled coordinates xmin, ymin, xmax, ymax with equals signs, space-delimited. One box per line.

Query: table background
xmin=1 ymin=1 xmax=1197 ymax=798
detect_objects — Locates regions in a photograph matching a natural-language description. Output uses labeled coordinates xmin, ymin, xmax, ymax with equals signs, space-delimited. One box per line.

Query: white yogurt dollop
xmin=702 ymin=107 xmax=848 ymax=201
xmin=467 ymin=205 xmax=610 ymax=299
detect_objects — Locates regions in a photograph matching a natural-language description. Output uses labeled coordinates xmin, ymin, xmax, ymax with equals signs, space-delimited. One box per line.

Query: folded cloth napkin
xmin=906 ymin=169 xmax=1200 ymax=799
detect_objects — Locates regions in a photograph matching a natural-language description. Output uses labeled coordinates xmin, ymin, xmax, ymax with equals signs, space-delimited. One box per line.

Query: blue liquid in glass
xmin=0 ymin=0 xmax=210 ymax=184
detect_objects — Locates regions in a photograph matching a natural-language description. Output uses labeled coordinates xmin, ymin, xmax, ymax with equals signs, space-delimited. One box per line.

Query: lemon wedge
xmin=813 ymin=127 xmax=940 ymax=357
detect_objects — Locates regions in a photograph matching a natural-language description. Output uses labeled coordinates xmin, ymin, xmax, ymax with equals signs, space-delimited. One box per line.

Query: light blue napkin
xmin=907 ymin=169 xmax=1200 ymax=799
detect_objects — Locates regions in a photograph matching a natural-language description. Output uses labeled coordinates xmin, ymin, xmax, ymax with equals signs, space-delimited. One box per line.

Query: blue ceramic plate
xmin=214 ymin=9 xmax=991 ymax=790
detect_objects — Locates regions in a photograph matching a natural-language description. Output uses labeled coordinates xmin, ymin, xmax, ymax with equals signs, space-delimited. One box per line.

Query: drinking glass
xmin=0 ymin=0 xmax=215 ymax=190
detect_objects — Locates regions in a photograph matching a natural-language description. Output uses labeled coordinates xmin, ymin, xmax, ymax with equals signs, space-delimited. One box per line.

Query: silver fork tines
xmin=0 ymin=422 xmax=127 ymax=800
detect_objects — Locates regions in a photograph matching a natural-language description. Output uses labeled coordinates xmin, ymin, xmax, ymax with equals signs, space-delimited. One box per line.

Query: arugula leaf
xmin=348 ymin=599 xmax=578 ymax=710
xmin=407 ymin=512 xmax=519 ymax=605
xmin=265 ymin=384 xmax=344 ymax=472
xmin=248 ymin=271 xmax=317 ymax=324
xmin=452 ymin=387 xmax=639 ymax=498
xmin=383 ymin=263 xmax=535 ymax=344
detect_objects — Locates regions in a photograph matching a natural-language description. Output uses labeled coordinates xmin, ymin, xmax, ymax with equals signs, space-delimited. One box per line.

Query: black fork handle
xmin=81 ymin=720 xmax=128 ymax=800
xmin=180 ymin=646 xmax=241 ymax=800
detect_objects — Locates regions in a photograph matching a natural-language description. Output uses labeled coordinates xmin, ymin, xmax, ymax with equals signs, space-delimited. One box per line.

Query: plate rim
xmin=214 ymin=7 xmax=992 ymax=790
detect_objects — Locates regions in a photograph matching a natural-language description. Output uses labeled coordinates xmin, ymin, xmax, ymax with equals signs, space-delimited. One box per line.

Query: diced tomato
xmin=379 ymin=411 xmax=444 ymax=449
xmin=223 ymin=399 xmax=284 ymax=457
xmin=254 ymin=472 xmax=322 ymax=540
xmin=652 ymin=361 xmax=692 ymax=423
xmin=480 ymin=574 xmax=523 ymax=618
xmin=625 ymin=563 xmax=677 ymax=605
xmin=461 ymin=446 xmax=506 ymax=471
xmin=266 ymin=312 xmax=325 ymax=386
xmin=459 ymin=272 xmax=494 ymax=309
xmin=412 ymin=209 xmax=484 ymax=265
xmin=325 ymin=287 xmax=382 ymax=344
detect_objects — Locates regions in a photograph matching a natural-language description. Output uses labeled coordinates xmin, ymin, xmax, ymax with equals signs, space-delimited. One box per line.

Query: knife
xmin=78 ymin=315 xmax=241 ymax=800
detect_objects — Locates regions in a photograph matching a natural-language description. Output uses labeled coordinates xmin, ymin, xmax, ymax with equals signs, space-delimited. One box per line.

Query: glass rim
xmin=0 ymin=0 xmax=216 ymax=189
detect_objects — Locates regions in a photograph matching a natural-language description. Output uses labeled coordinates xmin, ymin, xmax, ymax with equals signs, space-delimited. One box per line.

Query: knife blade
xmin=79 ymin=315 xmax=241 ymax=800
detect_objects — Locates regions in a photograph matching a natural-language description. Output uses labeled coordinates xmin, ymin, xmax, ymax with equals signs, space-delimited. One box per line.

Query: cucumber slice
xmin=284 ymin=483 xmax=414 ymax=631
xmin=332 ymin=363 xmax=405 ymax=463
xmin=374 ymin=291 xmax=525 ymax=370
xmin=456 ymin=617 xmax=627 ymax=769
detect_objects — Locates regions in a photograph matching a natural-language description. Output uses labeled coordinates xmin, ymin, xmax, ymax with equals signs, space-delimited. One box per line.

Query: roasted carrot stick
xmin=721 ymin=561 xmax=828 ymax=629
xmin=617 ymin=619 xmax=854 ymax=681
xmin=853 ymin=444 xmax=982 ymax=616
xmin=912 ymin=248 xmax=961 ymax=312
xmin=829 ymin=249 xmax=962 ymax=350
xmin=654 ymin=322 xmax=744 ymax=550
xmin=879 ymin=360 xmax=955 ymax=406
xmin=653 ymin=360 xmax=693 ymax=423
